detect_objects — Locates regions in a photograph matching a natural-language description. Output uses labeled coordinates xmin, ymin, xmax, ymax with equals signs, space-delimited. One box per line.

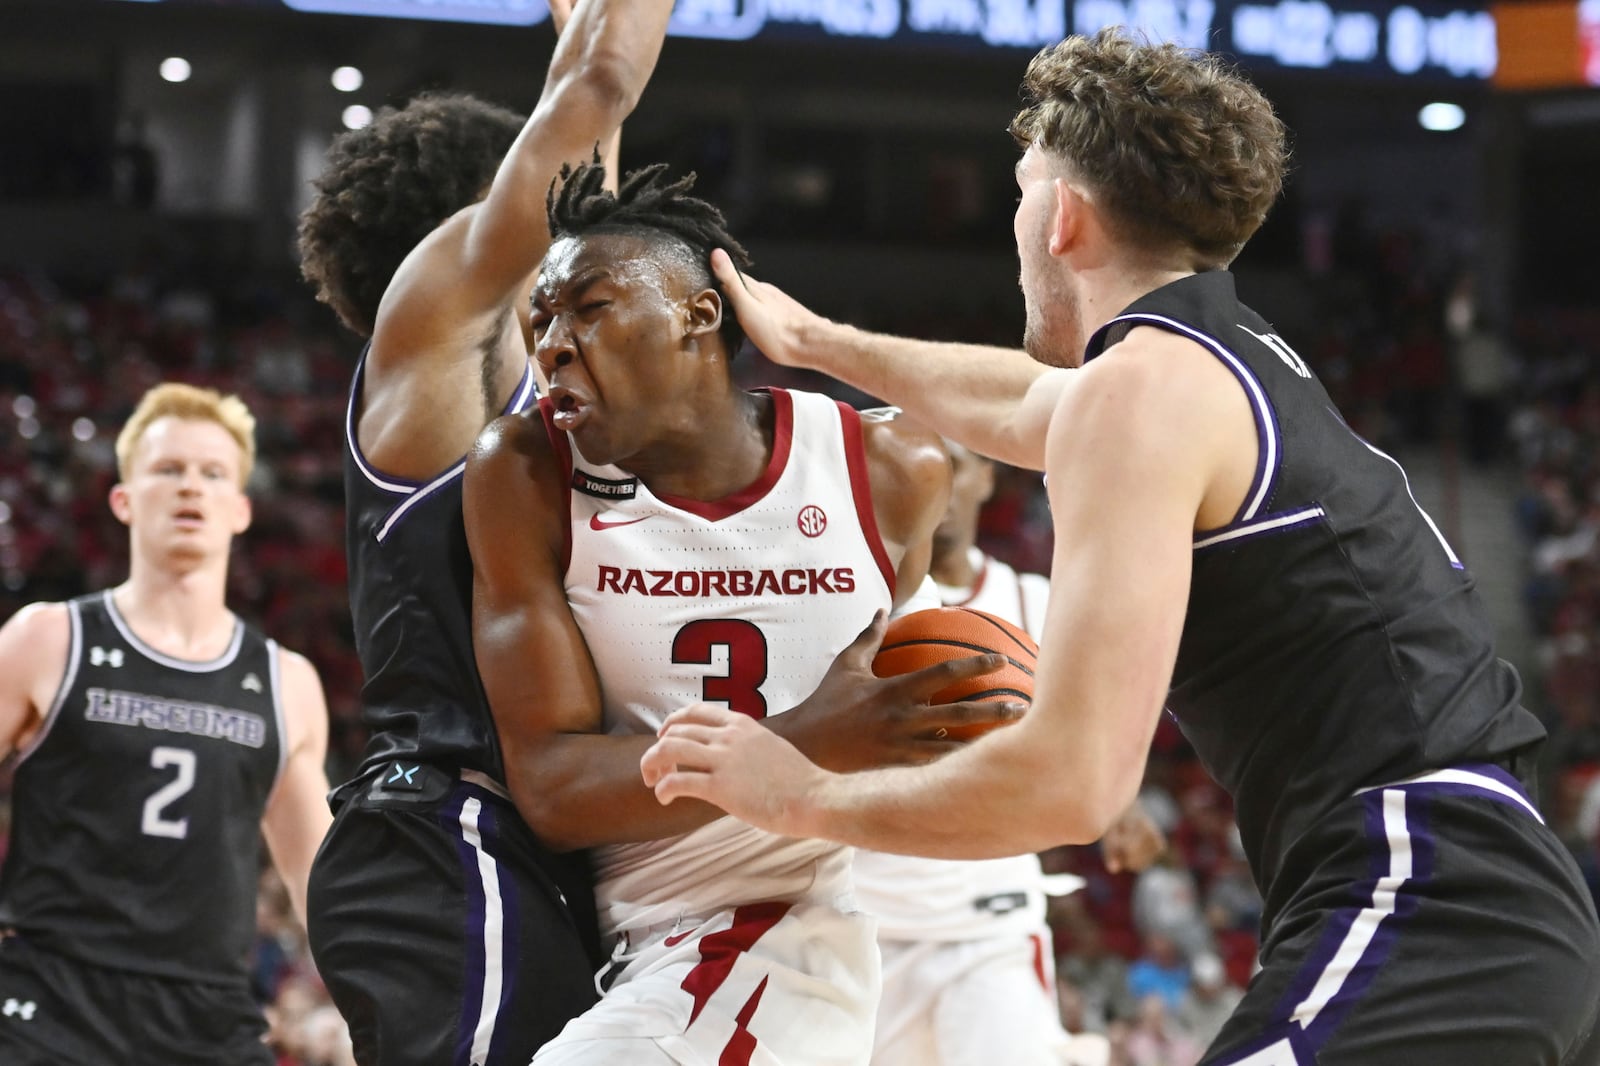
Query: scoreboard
xmin=105 ymin=0 xmax=1500 ymax=81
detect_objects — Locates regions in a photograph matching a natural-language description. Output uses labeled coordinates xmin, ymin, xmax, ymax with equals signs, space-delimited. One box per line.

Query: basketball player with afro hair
xmin=295 ymin=2 xmax=680 ymax=1064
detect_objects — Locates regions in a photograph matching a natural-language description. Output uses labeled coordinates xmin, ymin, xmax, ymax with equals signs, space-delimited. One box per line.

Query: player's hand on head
xmin=709 ymin=249 xmax=825 ymax=369
xmin=641 ymin=704 xmax=824 ymax=836
xmin=1101 ymin=799 xmax=1166 ymax=874
xmin=779 ymin=610 xmax=1026 ymax=772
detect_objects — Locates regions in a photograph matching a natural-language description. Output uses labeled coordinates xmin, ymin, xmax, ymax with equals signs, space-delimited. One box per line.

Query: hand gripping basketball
xmin=871 ymin=607 xmax=1037 ymax=740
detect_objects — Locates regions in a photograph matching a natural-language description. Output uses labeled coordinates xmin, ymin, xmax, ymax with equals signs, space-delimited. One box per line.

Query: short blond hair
xmin=115 ymin=383 xmax=257 ymax=486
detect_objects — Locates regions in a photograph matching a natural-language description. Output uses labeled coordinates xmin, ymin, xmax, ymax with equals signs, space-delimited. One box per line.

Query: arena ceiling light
xmin=1418 ymin=102 xmax=1465 ymax=131
xmin=159 ymin=57 xmax=192 ymax=83
xmin=331 ymin=66 xmax=364 ymax=92
xmin=342 ymin=104 xmax=374 ymax=130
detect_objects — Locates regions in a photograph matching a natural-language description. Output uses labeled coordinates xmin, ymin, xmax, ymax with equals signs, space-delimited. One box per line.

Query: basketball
xmin=871 ymin=607 xmax=1038 ymax=739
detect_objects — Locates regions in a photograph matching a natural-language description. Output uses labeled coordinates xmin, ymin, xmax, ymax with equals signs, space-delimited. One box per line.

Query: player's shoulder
xmin=0 ymin=601 xmax=73 ymax=683
xmin=855 ymin=405 xmax=948 ymax=480
xmin=0 ymin=600 xmax=72 ymax=646
xmin=469 ymin=405 xmax=561 ymax=478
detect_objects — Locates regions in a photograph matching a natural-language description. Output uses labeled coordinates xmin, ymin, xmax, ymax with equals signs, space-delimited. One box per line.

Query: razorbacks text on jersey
xmin=1084 ymin=271 xmax=1546 ymax=910
xmin=547 ymin=387 xmax=894 ymax=936
xmin=342 ymin=352 xmax=537 ymax=784
xmin=0 ymin=592 xmax=285 ymax=984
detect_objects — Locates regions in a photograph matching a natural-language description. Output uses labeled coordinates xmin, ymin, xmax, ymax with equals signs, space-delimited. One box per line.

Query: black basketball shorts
xmin=0 ymin=936 xmax=270 ymax=1066
xmin=307 ymin=765 xmax=601 ymax=1066
xmin=1201 ymin=764 xmax=1600 ymax=1066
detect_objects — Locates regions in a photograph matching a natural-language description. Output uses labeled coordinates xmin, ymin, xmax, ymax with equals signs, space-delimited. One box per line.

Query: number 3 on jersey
xmin=672 ymin=619 xmax=769 ymax=719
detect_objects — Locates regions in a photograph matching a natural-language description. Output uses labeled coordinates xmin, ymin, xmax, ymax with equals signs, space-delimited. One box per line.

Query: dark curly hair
xmin=1010 ymin=29 xmax=1288 ymax=269
xmin=297 ymin=91 xmax=525 ymax=338
xmin=546 ymin=161 xmax=754 ymax=356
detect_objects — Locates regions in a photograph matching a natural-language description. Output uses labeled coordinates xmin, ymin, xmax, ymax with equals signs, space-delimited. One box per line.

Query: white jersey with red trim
xmin=555 ymin=387 xmax=896 ymax=937
xmin=937 ymin=547 xmax=1052 ymax=642
xmin=854 ymin=550 xmax=1055 ymax=941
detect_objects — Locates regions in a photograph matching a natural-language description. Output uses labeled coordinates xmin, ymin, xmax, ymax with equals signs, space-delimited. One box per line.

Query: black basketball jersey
xmin=1085 ymin=272 xmax=1546 ymax=902
xmin=342 ymin=353 xmax=537 ymax=785
xmin=0 ymin=591 xmax=285 ymax=984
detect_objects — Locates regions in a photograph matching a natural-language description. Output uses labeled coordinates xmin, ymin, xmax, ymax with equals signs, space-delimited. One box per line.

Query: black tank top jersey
xmin=0 ymin=591 xmax=285 ymax=984
xmin=1084 ymin=272 xmax=1546 ymax=901
xmin=342 ymin=352 xmax=537 ymax=784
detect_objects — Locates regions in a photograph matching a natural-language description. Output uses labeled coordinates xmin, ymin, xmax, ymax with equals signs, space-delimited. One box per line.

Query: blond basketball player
xmin=463 ymin=164 xmax=1018 ymax=1066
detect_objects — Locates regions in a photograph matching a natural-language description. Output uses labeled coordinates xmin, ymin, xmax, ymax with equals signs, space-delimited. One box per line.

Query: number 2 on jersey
xmin=141 ymin=746 xmax=195 ymax=840
xmin=672 ymin=619 xmax=769 ymax=719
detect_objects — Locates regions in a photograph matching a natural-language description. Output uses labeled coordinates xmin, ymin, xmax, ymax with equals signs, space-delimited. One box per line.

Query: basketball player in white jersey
xmin=463 ymin=163 xmax=1019 ymax=1066
xmin=860 ymin=441 xmax=1159 ymax=1066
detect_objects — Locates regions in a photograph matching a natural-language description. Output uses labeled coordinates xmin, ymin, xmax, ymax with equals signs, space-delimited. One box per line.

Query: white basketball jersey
xmin=554 ymin=387 xmax=896 ymax=936
xmin=937 ymin=547 xmax=1052 ymax=642
xmin=855 ymin=551 xmax=1055 ymax=941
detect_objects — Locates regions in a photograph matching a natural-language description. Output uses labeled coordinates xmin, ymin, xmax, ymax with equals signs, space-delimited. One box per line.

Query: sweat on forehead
xmin=542 ymin=229 xmax=711 ymax=291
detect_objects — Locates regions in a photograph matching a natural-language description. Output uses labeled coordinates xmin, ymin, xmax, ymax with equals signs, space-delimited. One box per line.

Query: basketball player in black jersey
xmin=0 ymin=383 xmax=332 ymax=1066
xmin=293 ymin=3 xmax=727 ymax=1063
xmin=643 ymin=29 xmax=1600 ymax=1066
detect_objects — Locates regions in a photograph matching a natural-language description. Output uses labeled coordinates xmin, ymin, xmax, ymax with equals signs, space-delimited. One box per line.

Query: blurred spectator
xmin=1126 ymin=933 xmax=1191 ymax=1014
xmin=1121 ymin=994 xmax=1203 ymax=1066
xmin=1175 ymin=953 xmax=1243 ymax=1050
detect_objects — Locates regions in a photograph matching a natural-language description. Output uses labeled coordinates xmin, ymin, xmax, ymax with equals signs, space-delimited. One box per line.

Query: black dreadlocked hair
xmin=546 ymin=160 xmax=754 ymax=357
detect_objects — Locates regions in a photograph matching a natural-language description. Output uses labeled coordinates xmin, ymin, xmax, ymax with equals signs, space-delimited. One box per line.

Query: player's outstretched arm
xmin=0 ymin=602 xmax=70 ymax=761
xmin=643 ymin=336 xmax=1237 ymax=858
xmin=710 ymin=250 xmax=1066 ymax=471
xmin=260 ymin=649 xmax=333 ymax=928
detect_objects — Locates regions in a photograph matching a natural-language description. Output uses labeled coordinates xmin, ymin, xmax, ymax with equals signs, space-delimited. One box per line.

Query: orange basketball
xmin=871 ymin=606 xmax=1037 ymax=739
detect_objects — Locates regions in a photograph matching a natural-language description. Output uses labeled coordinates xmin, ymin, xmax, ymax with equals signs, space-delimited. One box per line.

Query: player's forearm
xmin=797 ymin=732 xmax=1102 ymax=859
xmin=796 ymin=318 xmax=1050 ymax=469
xmin=506 ymin=733 xmax=726 ymax=852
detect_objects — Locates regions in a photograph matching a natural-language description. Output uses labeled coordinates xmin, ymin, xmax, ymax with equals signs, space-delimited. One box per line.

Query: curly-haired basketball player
xmin=643 ymin=30 xmax=1600 ymax=1066
xmin=296 ymin=2 xmax=676 ymax=1062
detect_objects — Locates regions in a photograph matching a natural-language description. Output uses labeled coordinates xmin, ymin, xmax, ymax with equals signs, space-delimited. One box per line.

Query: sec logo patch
xmin=798 ymin=505 xmax=827 ymax=538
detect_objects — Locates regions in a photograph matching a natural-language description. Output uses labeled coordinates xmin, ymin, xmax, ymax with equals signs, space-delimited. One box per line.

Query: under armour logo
xmin=241 ymin=673 xmax=263 ymax=693
xmin=2 ymin=998 xmax=36 ymax=1020
xmin=90 ymin=646 xmax=124 ymax=668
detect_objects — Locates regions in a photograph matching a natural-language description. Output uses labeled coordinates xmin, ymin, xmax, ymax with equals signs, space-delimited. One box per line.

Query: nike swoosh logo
xmin=590 ymin=514 xmax=651 ymax=531
xmin=663 ymin=928 xmax=698 ymax=947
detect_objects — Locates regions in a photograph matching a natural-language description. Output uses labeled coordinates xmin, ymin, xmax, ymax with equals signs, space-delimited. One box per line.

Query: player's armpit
xmin=0 ymin=601 xmax=70 ymax=759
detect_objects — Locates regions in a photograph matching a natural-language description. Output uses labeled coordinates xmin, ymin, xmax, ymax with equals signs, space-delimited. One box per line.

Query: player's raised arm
xmin=379 ymin=0 xmax=674 ymax=337
xmin=710 ymin=251 xmax=1067 ymax=471
xmin=0 ymin=602 xmax=68 ymax=761
xmin=260 ymin=648 xmax=333 ymax=928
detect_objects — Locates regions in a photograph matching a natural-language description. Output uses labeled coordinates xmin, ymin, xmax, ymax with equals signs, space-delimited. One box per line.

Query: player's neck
xmin=114 ymin=558 xmax=235 ymax=660
xmin=628 ymin=387 xmax=772 ymax=502
xmin=930 ymin=543 xmax=981 ymax=590
xmin=1075 ymin=262 xmax=1196 ymax=353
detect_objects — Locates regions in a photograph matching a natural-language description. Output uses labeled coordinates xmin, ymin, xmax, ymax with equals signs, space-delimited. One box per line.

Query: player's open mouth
xmin=550 ymin=388 xmax=592 ymax=432
xmin=173 ymin=507 xmax=204 ymax=527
